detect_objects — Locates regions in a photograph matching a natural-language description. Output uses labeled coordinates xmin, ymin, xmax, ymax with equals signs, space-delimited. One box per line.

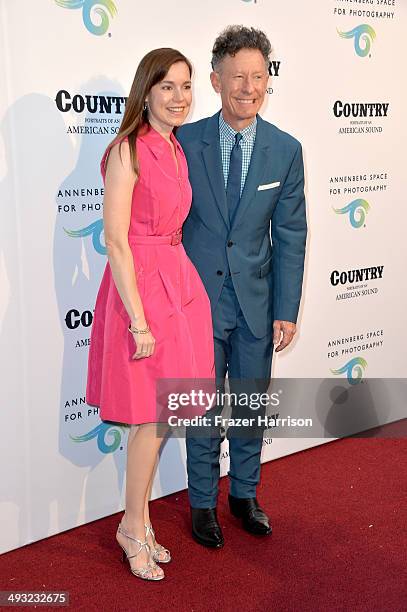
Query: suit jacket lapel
xmin=202 ymin=112 xmax=230 ymax=230
xmin=231 ymin=115 xmax=270 ymax=229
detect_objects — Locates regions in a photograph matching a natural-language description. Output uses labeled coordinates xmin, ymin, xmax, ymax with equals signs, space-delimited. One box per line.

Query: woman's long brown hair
xmin=105 ymin=48 xmax=192 ymax=177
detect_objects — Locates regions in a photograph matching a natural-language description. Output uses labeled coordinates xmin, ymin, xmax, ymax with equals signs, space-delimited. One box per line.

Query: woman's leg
xmin=144 ymin=460 xmax=157 ymax=527
xmin=117 ymin=423 xmax=164 ymax=578
xmin=143 ymin=434 xmax=170 ymax=561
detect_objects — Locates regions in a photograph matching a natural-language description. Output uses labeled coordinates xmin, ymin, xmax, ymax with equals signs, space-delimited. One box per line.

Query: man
xmin=177 ymin=25 xmax=307 ymax=548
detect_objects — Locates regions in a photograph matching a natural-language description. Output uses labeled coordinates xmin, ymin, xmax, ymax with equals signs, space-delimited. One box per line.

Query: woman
xmin=86 ymin=48 xmax=214 ymax=581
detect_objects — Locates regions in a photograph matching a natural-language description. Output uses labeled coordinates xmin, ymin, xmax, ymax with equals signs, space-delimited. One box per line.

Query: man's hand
xmin=273 ymin=320 xmax=296 ymax=352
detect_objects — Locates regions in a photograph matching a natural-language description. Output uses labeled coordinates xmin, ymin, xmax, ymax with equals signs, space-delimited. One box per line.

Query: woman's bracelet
xmin=128 ymin=323 xmax=150 ymax=334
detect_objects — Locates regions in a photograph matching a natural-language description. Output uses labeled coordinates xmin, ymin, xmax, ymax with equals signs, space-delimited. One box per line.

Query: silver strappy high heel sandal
xmin=117 ymin=523 xmax=164 ymax=581
xmin=145 ymin=523 xmax=171 ymax=564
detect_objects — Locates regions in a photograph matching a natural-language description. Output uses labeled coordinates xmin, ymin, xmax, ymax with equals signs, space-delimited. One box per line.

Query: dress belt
xmin=129 ymin=228 xmax=182 ymax=246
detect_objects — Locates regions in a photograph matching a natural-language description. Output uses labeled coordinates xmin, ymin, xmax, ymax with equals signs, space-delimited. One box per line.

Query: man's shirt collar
xmin=219 ymin=112 xmax=257 ymax=143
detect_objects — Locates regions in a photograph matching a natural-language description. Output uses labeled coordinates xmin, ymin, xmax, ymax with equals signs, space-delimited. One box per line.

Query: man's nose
xmin=241 ymin=77 xmax=255 ymax=93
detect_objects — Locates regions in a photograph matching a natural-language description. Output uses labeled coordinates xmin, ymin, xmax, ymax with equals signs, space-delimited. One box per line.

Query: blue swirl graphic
xmin=331 ymin=357 xmax=367 ymax=385
xmin=83 ymin=0 xmax=117 ymax=35
xmin=333 ymin=199 xmax=370 ymax=228
xmin=64 ymin=219 xmax=106 ymax=254
xmin=337 ymin=25 xmax=376 ymax=58
xmin=70 ymin=422 xmax=126 ymax=453
xmin=55 ymin=0 xmax=117 ymax=36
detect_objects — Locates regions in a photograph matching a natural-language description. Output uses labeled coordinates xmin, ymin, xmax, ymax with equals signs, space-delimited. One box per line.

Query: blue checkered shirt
xmin=219 ymin=112 xmax=257 ymax=197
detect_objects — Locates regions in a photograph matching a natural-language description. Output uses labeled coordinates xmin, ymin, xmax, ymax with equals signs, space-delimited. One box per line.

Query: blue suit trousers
xmin=186 ymin=276 xmax=273 ymax=508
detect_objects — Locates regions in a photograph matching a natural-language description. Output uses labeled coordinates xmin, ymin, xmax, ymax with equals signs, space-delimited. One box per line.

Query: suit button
xmin=216 ymin=270 xmax=223 ymax=276
xmin=227 ymin=240 xmax=234 ymax=247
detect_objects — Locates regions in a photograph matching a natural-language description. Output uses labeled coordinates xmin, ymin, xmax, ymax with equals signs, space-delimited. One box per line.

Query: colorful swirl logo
xmin=333 ymin=199 xmax=370 ymax=228
xmin=55 ymin=0 xmax=117 ymax=36
xmin=337 ymin=24 xmax=376 ymax=57
xmin=70 ymin=422 xmax=126 ymax=453
xmin=331 ymin=357 xmax=367 ymax=385
xmin=64 ymin=219 xmax=106 ymax=254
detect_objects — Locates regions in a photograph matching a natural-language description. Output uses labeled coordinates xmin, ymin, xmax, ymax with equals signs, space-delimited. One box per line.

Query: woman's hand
xmin=131 ymin=329 xmax=156 ymax=359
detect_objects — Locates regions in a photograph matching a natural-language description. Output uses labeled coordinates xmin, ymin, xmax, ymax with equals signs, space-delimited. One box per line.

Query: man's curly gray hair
xmin=211 ymin=25 xmax=271 ymax=70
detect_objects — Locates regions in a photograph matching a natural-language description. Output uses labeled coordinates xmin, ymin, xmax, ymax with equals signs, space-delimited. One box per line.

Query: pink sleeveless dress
xmin=86 ymin=126 xmax=215 ymax=424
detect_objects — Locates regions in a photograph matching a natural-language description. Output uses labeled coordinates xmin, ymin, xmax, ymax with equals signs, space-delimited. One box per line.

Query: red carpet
xmin=1 ymin=432 xmax=406 ymax=612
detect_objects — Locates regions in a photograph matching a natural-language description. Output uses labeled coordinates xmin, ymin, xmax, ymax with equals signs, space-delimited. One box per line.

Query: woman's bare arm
xmin=103 ymin=140 xmax=155 ymax=358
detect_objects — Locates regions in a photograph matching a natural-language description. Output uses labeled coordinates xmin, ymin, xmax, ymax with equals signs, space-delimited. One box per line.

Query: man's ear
xmin=210 ymin=71 xmax=221 ymax=94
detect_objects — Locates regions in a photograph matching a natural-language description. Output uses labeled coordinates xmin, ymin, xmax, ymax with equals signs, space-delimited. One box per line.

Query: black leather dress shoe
xmin=191 ymin=507 xmax=224 ymax=548
xmin=228 ymin=495 xmax=272 ymax=536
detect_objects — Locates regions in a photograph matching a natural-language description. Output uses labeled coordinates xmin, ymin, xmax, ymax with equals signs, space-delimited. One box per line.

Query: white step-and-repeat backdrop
xmin=1 ymin=0 xmax=406 ymax=553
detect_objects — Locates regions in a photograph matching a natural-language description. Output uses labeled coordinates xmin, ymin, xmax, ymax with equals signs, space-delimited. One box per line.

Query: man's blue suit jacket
xmin=177 ymin=111 xmax=307 ymax=339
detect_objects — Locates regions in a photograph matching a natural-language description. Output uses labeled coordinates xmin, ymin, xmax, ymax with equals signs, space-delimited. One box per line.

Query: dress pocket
xmin=156 ymin=267 xmax=176 ymax=315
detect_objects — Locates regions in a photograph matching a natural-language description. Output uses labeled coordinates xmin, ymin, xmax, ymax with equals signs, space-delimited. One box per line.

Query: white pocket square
xmin=257 ymin=181 xmax=280 ymax=191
